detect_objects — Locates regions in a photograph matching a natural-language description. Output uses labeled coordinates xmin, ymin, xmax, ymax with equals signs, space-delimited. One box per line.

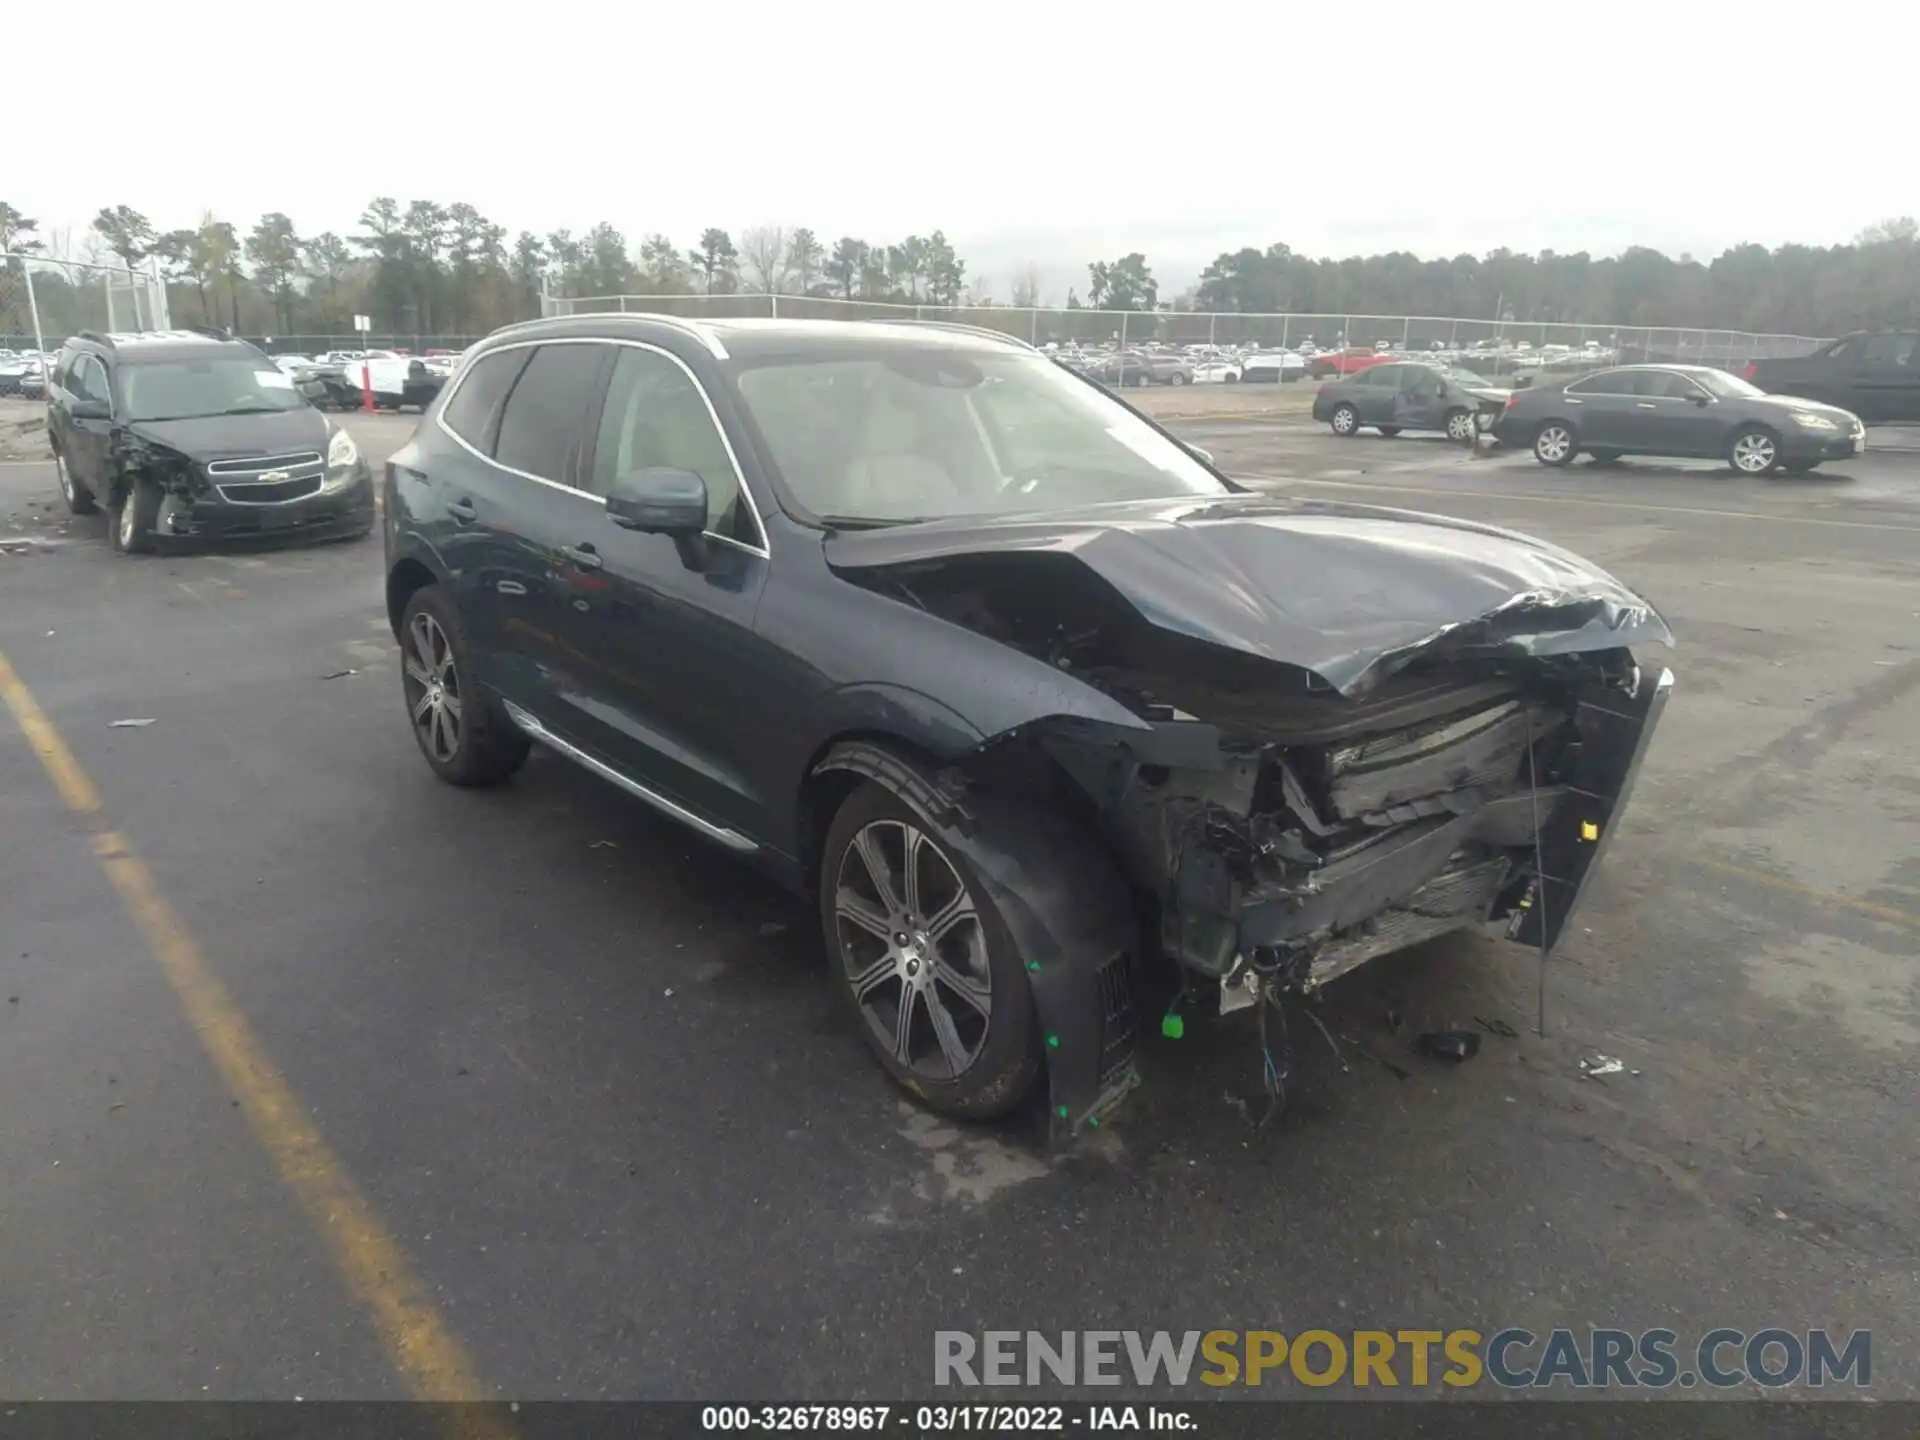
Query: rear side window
xmin=492 ymin=344 xmax=609 ymax=485
xmin=440 ymin=348 xmax=531 ymax=454
xmin=1566 ymin=369 xmax=1638 ymax=396
xmin=1639 ymin=371 xmax=1706 ymax=400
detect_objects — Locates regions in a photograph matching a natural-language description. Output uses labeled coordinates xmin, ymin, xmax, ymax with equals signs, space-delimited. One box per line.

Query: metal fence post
xmin=1029 ymin=307 xmax=1038 ymax=345
xmin=769 ymin=294 xmax=778 ymax=319
xmin=1281 ymin=315 xmax=1290 ymax=349
xmin=24 ymin=263 xmax=48 ymax=371
xmin=1401 ymin=316 xmax=1410 ymax=348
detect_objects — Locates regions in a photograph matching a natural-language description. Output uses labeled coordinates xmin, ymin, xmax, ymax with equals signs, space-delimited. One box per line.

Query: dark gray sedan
xmin=1312 ymin=362 xmax=1510 ymax=442
xmin=1493 ymin=364 xmax=1866 ymax=475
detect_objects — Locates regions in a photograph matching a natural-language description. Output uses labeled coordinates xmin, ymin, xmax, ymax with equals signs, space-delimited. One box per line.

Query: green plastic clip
xmin=1161 ymin=1013 xmax=1185 ymax=1040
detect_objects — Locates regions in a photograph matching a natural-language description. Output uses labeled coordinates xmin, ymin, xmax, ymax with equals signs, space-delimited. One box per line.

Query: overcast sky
xmin=13 ymin=1 xmax=1915 ymax=297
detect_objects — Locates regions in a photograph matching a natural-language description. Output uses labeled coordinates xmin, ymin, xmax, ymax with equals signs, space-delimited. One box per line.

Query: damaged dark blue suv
xmin=46 ymin=329 xmax=374 ymax=553
xmin=383 ymin=314 xmax=1675 ymax=1139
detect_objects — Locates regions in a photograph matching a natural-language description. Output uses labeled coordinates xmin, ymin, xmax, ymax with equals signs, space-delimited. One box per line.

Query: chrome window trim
xmin=433 ymin=336 xmax=770 ymax=559
xmin=1566 ymin=366 xmax=1656 ymax=398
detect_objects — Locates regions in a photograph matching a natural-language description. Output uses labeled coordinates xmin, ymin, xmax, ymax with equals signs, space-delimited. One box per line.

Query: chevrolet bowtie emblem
xmin=258 ymin=470 xmax=290 ymax=483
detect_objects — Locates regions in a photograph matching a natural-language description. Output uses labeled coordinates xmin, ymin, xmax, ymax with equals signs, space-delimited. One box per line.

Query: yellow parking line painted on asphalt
xmin=1693 ymin=855 xmax=1920 ymax=931
xmin=0 ymin=647 xmax=509 ymax=1420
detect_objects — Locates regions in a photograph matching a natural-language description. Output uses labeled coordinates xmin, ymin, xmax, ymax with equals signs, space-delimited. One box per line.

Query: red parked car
xmin=1308 ymin=346 xmax=1395 ymax=379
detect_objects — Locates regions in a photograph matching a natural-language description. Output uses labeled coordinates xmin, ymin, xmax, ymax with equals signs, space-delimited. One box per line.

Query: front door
xmin=1392 ymin=366 xmax=1448 ymax=431
xmin=1632 ymin=370 xmax=1723 ymax=454
xmin=64 ymin=354 xmax=114 ymax=490
xmin=560 ymin=342 xmax=775 ymax=840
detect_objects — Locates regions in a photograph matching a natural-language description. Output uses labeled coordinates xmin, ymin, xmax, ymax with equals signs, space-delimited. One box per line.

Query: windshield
xmin=118 ymin=358 xmax=310 ymax=422
xmin=732 ymin=349 xmax=1230 ymax=524
xmin=1694 ymin=369 xmax=1765 ymax=399
xmin=1444 ymin=368 xmax=1497 ymax=389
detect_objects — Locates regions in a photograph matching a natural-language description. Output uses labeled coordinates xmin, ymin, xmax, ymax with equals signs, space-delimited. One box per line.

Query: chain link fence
xmin=3 ymin=255 xmax=172 ymax=402
xmin=542 ymin=291 xmax=1829 ymax=372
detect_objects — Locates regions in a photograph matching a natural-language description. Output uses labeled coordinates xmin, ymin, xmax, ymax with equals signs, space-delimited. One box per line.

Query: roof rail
xmin=183 ymin=323 xmax=231 ymax=341
xmin=77 ymin=329 xmax=111 ymax=347
xmin=487 ymin=309 xmax=728 ymax=359
xmin=876 ymin=318 xmax=1038 ymax=352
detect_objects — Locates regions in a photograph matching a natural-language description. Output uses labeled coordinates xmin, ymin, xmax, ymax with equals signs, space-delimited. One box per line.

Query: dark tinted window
xmin=440 ymin=348 xmax=531 ymax=453
xmin=1354 ymin=365 xmax=1395 ymax=388
xmin=1861 ymin=334 xmax=1917 ymax=366
xmin=1565 ymin=369 xmax=1640 ymax=396
xmin=493 ymin=344 xmax=609 ymax=485
xmin=70 ymin=355 xmax=110 ymax=405
xmin=592 ymin=347 xmax=756 ymax=543
xmin=1399 ymin=366 xmax=1443 ymax=392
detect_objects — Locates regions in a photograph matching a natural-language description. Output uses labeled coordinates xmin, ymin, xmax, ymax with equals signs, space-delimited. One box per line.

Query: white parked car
xmin=1192 ymin=359 xmax=1244 ymax=383
xmin=1240 ymin=349 xmax=1307 ymax=383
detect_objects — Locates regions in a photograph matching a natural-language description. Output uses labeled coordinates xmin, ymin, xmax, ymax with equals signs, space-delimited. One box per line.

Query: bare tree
xmin=1010 ymin=263 xmax=1042 ymax=309
xmin=740 ymin=224 xmax=791 ymax=295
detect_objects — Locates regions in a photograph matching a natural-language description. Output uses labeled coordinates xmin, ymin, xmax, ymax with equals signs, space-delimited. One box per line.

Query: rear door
xmin=1354 ymin=365 xmax=1399 ymax=424
xmin=1855 ymin=333 xmax=1920 ymax=422
xmin=1559 ymin=368 xmax=1641 ymax=448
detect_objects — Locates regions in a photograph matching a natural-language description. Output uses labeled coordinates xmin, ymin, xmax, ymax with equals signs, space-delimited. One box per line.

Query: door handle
xmin=1635 ymin=402 xmax=1657 ymax=409
xmin=447 ymin=497 xmax=477 ymax=522
xmin=562 ymin=543 xmax=604 ymax=572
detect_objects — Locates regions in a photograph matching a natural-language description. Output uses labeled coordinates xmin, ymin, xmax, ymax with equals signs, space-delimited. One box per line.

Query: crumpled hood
xmin=123 ymin=407 xmax=330 ymax=463
xmin=824 ymin=494 xmax=1673 ymax=696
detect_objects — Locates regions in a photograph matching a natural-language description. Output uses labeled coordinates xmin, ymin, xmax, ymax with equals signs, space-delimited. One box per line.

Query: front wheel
xmin=1587 ymin=448 xmax=1623 ymax=465
xmin=1533 ymin=422 xmax=1577 ymax=466
xmin=821 ymin=778 xmax=1040 ymax=1119
xmin=1444 ymin=408 xmax=1477 ymax=443
xmin=398 ymin=586 xmax=531 ymax=786
xmin=1330 ymin=403 xmax=1360 ymax=436
xmin=1729 ymin=426 xmax=1781 ymax=476
xmin=1782 ymin=460 xmax=1820 ymax=475
xmin=109 ymin=475 xmax=160 ymax=554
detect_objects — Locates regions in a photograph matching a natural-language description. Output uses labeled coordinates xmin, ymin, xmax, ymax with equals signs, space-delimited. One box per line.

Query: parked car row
xmin=0 ymin=349 xmax=56 ymax=397
xmin=1045 ymin=340 xmax=1310 ymax=387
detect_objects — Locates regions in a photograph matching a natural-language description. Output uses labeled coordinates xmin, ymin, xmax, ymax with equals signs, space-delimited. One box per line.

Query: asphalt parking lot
xmin=2 ymin=398 xmax=1916 ymax=1401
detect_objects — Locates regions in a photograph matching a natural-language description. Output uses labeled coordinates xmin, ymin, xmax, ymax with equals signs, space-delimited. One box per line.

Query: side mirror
xmin=70 ymin=398 xmax=110 ymax=421
xmin=607 ymin=467 xmax=708 ymax=535
xmin=1692 ymin=393 xmax=1712 ymax=406
xmin=606 ymin=467 xmax=711 ymax=570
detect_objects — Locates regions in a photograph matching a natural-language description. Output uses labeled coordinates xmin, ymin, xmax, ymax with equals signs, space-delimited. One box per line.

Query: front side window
xmin=116 ymin=355 xmax=309 ymax=422
xmin=1861 ymin=334 xmax=1917 ymax=367
xmin=592 ymin=347 xmax=756 ymax=545
xmin=440 ymin=347 xmax=531 ymax=454
xmin=733 ymin=347 xmax=1229 ymax=525
xmin=492 ymin=343 xmax=609 ymax=485
xmin=1641 ymin=371 xmax=1709 ymax=401
xmin=70 ymin=355 xmax=110 ymax=405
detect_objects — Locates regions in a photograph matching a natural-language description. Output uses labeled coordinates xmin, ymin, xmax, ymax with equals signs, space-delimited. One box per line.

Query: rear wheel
xmin=54 ymin=450 xmax=97 ymax=515
xmin=1169 ymin=371 xmax=1188 ymax=385
xmin=1587 ymin=448 xmax=1623 ymax=465
xmin=1330 ymin=403 xmax=1360 ymax=437
xmin=398 ymin=586 xmax=531 ymax=786
xmin=1533 ymin=422 xmax=1576 ymax=466
xmin=109 ymin=475 xmax=160 ymax=554
xmin=1728 ymin=425 xmax=1781 ymax=476
xmin=1377 ymin=425 xmax=1402 ymax=437
xmin=821 ymin=777 xmax=1040 ymax=1119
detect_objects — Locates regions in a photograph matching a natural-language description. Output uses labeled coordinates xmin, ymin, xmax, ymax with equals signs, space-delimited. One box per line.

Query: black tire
xmin=1329 ymin=403 xmax=1360 ymax=437
xmin=1224 ymin=372 xmax=1240 ymax=383
xmin=1532 ymin=421 xmax=1577 ymax=467
xmin=1782 ymin=460 xmax=1819 ymax=475
xmin=1444 ymin=408 xmax=1477 ymax=444
xmin=109 ymin=474 xmax=160 ymax=554
xmin=1377 ymin=425 xmax=1402 ymax=437
xmin=1587 ymin=448 xmax=1623 ymax=465
xmin=398 ymin=585 xmax=531 ymax=786
xmin=820 ymin=776 xmax=1041 ymax=1120
xmin=1728 ymin=425 xmax=1782 ymax=476
xmin=53 ymin=448 xmax=97 ymax=515
xmin=1169 ymin=371 xmax=1188 ymax=386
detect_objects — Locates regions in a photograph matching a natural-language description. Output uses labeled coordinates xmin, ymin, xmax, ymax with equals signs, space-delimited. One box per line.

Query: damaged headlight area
xmin=324 ymin=425 xmax=361 ymax=489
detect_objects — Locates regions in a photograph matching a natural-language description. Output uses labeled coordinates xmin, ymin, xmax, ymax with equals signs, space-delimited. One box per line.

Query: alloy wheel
xmin=834 ymin=819 xmax=992 ymax=1080
xmin=1535 ymin=425 xmax=1572 ymax=463
xmin=1732 ymin=432 xmax=1776 ymax=473
xmin=1447 ymin=411 xmax=1476 ymax=442
xmin=55 ymin=454 xmax=73 ymax=501
xmin=1332 ymin=406 xmax=1357 ymax=434
xmin=403 ymin=612 xmax=464 ymax=763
